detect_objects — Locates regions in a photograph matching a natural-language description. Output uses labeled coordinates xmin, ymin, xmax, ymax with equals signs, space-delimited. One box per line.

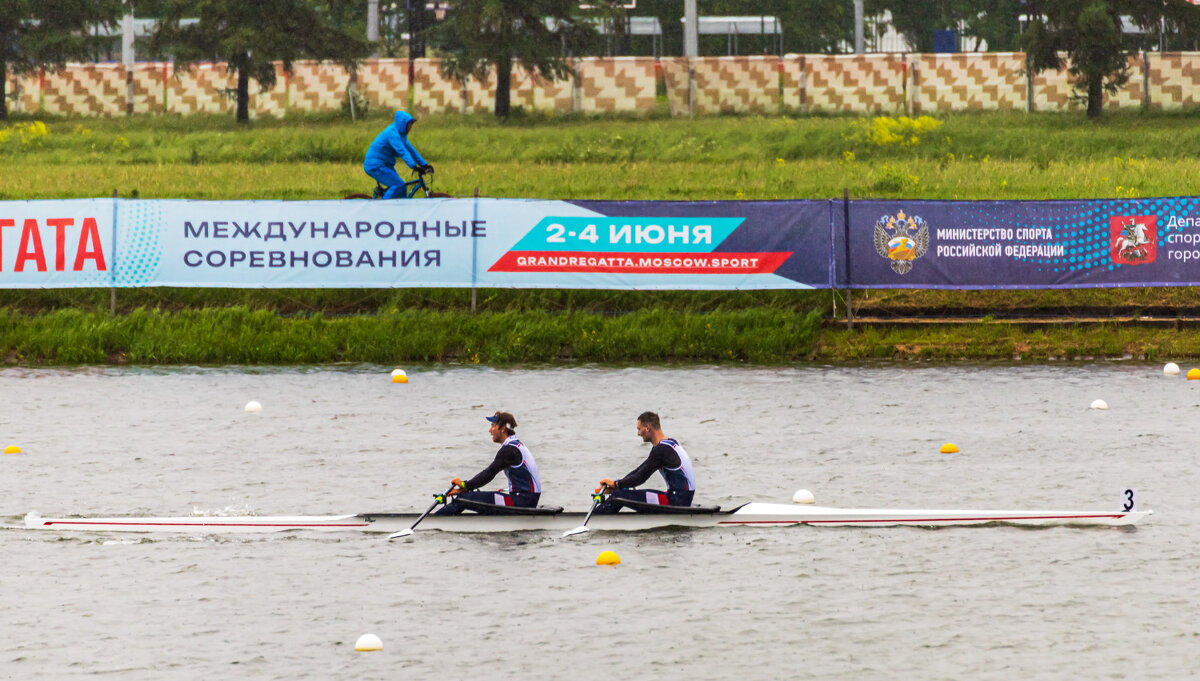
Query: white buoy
xmin=244 ymin=400 xmax=263 ymax=413
xmin=1090 ymin=399 xmax=1108 ymax=410
xmin=1164 ymin=362 xmax=1180 ymax=376
xmin=354 ymin=633 xmax=383 ymax=652
xmin=390 ymin=368 xmax=407 ymax=378
xmin=791 ymin=489 xmax=815 ymax=504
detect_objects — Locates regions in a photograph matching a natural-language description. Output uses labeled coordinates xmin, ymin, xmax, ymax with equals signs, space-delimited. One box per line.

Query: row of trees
xmin=0 ymin=0 xmax=125 ymax=120
xmin=3 ymin=1 xmax=1200 ymax=121
xmin=0 ymin=0 xmax=600 ymax=120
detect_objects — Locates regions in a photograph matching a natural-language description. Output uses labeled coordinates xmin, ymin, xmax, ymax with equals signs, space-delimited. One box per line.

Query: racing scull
xmin=21 ymin=501 xmax=1150 ymax=534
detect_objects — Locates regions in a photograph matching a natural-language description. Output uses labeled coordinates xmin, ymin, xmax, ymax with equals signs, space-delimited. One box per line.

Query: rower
xmin=436 ymin=411 xmax=542 ymax=515
xmin=593 ymin=411 xmax=695 ymax=514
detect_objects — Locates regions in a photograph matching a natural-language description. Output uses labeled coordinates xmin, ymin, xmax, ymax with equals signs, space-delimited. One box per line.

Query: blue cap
xmin=485 ymin=411 xmax=517 ymax=429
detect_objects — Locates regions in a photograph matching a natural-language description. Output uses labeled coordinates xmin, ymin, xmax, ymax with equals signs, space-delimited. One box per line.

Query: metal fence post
xmin=122 ymin=14 xmax=134 ymax=116
xmin=1142 ymin=50 xmax=1151 ymax=111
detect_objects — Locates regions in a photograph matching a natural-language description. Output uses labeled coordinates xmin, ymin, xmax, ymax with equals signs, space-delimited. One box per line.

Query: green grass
xmin=1 ymin=157 xmax=1187 ymax=201
xmin=0 ymin=307 xmax=825 ymax=365
xmin=0 ymin=288 xmax=827 ymax=315
xmin=2 ymin=110 xmax=1200 ymax=200
xmin=818 ymin=321 xmax=1187 ymax=361
xmin=7 ymin=304 xmax=1200 ymax=365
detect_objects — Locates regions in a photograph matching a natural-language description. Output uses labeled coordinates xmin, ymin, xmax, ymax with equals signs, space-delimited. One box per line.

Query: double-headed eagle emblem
xmin=873 ymin=210 xmax=929 ymax=274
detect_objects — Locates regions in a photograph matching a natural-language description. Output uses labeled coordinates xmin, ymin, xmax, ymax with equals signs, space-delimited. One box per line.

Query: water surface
xmin=1 ymin=364 xmax=1195 ymax=680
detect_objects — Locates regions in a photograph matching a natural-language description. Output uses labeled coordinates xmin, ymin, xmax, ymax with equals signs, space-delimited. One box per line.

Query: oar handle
xmin=580 ymin=487 xmax=609 ymax=524
xmin=433 ymin=484 xmax=457 ymax=505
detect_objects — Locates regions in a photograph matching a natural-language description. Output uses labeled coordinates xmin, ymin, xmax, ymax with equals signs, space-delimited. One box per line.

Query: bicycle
xmin=345 ymin=166 xmax=451 ymax=199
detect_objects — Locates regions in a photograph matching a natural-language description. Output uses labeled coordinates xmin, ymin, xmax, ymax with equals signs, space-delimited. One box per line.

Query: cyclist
xmin=363 ymin=110 xmax=432 ymax=199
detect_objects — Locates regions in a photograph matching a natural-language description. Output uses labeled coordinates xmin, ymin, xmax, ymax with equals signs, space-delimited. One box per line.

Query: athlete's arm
xmin=463 ymin=445 xmax=522 ymax=490
xmin=615 ymin=444 xmax=680 ymax=488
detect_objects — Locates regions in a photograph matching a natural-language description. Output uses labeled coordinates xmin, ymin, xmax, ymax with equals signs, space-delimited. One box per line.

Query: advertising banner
xmin=0 ymin=200 xmax=115 ymax=288
xmin=484 ymin=200 xmax=828 ymax=289
xmin=121 ymin=199 xmax=478 ymax=287
xmin=12 ymin=196 xmax=1200 ymax=291
xmin=117 ymin=198 xmax=826 ymax=290
xmin=843 ymin=197 xmax=1200 ymax=288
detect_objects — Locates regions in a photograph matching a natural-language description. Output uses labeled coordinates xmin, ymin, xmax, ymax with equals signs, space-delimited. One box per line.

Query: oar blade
xmin=388 ymin=487 xmax=454 ymax=541
xmin=562 ymin=525 xmax=590 ymax=538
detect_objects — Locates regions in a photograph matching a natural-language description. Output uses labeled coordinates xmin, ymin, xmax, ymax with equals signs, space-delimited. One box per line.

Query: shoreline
xmin=2 ymin=306 xmax=1197 ymax=365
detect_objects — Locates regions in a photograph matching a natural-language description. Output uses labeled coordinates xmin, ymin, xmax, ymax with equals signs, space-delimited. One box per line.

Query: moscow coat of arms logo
xmin=1109 ymin=215 xmax=1156 ymax=266
xmin=873 ymin=210 xmax=929 ymax=274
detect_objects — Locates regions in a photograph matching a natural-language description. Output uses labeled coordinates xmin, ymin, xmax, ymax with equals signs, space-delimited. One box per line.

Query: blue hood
xmin=363 ymin=109 xmax=427 ymax=173
xmin=394 ymin=111 xmax=415 ymax=136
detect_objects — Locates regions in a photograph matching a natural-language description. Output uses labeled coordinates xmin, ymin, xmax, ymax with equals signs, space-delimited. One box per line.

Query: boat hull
xmin=21 ymin=503 xmax=1151 ymax=534
xmin=721 ymin=502 xmax=1149 ymax=528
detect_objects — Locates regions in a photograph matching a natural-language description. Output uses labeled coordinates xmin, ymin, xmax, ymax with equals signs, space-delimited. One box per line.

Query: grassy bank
xmin=3 ymin=111 xmax=1200 ymax=364
xmin=2 ymin=111 xmax=1199 ymax=200
xmin=3 ymin=285 xmax=1200 ymax=365
xmin=0 ymin=307 xmax=825 ymax=365
xmin=819 ymin=321 xmax=1189 ymax=361
xmin=3 ymin=304 xmax=1197 ymax=365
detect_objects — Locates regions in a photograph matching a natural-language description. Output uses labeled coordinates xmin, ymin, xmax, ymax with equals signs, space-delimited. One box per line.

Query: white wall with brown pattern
xmin=5 ymin=54 xmax=1200 ymax=117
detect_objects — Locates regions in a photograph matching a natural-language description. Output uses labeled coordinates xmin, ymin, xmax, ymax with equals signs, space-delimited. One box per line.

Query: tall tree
xmin=428 ymin=0 xmax=601 ymax=118
xmin=0 ymin=0 xmax=125 ymax=120
xmin=1023 ymin=0 xmax=1200 ymax=118
xmin=148 ymin=0 xmax=369 ymax=122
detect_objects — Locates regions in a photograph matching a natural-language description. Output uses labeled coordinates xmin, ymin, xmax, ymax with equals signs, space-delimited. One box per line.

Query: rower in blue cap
xmin=436 ymin=411 xmax=543 ymax=515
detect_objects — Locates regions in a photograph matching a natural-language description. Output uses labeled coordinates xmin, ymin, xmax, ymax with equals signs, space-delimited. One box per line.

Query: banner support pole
xmin=471 ymin=186 xmax=480 ymax=312
xmin=843 ymin=187 xmax=853 ymax=330
xmin=110 ymin=189 xmax=118 ymax=315
xmin=827 ymin=198 xmax=837 ymax=319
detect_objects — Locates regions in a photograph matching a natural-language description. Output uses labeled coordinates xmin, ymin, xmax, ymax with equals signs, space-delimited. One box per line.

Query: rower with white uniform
xmin=436 ymin=411 xmax=542 ymax=515
xmin=593 ymin=411 xmax=695 ymax=514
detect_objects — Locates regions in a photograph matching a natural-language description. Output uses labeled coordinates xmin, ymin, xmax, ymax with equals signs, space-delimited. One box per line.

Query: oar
xmin=389 ymin=486 xmax=456 ymax=540
xmin=562 ymin=489 xmax=607 ymax=538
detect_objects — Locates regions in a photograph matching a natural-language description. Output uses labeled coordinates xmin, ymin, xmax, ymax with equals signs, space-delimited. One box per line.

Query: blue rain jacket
xmin=363 ymin=111 xmax=427 ymax=173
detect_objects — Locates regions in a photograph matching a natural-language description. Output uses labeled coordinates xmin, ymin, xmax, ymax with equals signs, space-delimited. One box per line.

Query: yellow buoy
xmin=391 ymin=374 xmax=409 ymax=384
xmin=1188 ymin=368 xmax=1200 ymax=381
xmin=3 ymin=445 xmax=21 ymax=455
xmin=596 ymin=550 xmax=621 ymax=566
xmin=939 ymin=443 xmax=959 ymax=454
xmin=354 ymin=633 xmax=383 ymax=652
